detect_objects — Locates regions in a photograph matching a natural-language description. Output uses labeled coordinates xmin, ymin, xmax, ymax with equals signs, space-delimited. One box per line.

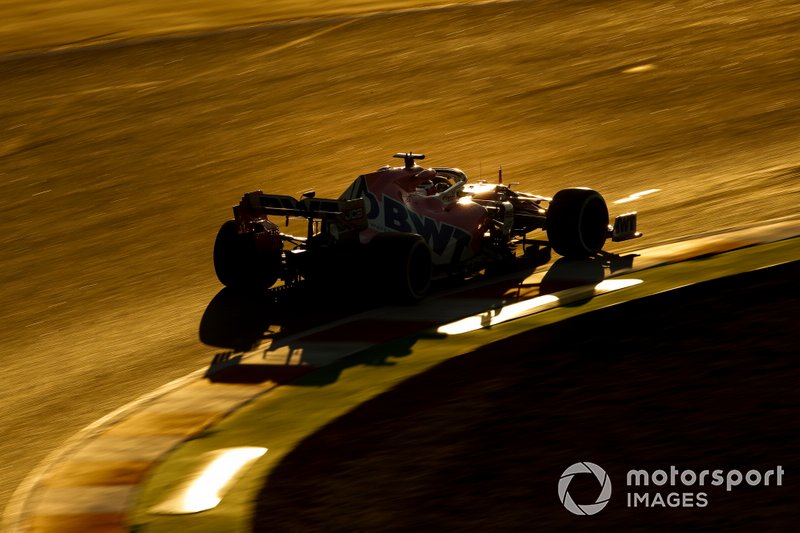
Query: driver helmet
xmin=415 ymin=180 xmax=434 ymax=195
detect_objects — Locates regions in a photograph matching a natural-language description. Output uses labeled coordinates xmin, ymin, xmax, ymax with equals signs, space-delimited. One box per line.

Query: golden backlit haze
xmin=1 ymin=0 xmax=799 ymax=515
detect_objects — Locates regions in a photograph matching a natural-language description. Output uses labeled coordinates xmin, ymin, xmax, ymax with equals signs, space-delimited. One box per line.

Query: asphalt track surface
xmin=2 ymin=0 xmax=800 ymax=517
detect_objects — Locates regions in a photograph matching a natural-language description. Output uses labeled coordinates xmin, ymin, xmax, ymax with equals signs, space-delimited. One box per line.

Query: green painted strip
xmin=129 ymin=237 xmax=798 ymax=532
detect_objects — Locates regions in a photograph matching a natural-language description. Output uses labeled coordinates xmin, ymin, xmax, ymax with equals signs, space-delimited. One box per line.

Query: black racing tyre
xmin=368 ymin=233 xmax=432 ymax=303
xmin=213 ymin=220 xmax=279 ymax=290
xmin=546 ymin=188 xmax=609 ymax=258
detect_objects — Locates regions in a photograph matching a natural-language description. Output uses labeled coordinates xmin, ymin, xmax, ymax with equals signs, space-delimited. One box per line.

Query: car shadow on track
xmin=539 ymin=252 xmax=636 ymax=296
xmin=199 ymin=284 xmax=370 ymax=353
xmin=198 ymin=280 xmax=448 ymax=385
xmin=198 ymin=250 xmax=636 ymax=386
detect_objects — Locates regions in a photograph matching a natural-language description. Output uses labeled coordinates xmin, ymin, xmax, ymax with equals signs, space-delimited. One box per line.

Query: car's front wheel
xmin=546 ymin=188 xmax=609 ymax=258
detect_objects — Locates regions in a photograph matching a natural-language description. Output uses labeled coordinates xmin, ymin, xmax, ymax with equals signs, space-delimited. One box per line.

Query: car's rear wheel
xmin=214 ymin=220 xmax=280 ymax=290
xmin=369 ymin=233 xmax=432 ymax=303
xmin=546 ymin=188 xmax=609 ymax=258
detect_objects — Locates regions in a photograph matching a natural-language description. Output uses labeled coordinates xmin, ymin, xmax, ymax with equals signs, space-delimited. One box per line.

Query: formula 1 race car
xmin=213 ymin=153 xmax=641 ymax=301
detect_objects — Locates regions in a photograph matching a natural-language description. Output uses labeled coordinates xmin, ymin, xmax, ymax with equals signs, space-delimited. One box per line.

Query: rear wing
xmin=235 ymin=191 xmax=367 ymax=235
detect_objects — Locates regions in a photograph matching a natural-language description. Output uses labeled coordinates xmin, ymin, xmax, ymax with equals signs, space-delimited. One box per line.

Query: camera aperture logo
xmin=558 ymin=462 xmax=612 ymax=515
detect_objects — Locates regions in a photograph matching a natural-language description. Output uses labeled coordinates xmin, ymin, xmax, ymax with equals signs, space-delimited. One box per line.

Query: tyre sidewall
xmin=546 ymin=188 xmax=608 ymax=258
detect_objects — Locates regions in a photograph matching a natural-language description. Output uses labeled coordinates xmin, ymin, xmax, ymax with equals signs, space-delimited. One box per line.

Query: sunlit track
xmin=151 ymin=446 xmax=268 ymax=514
xmin=3 ymin=0 xmax=800 ymax=523
xmin=614 ymin=189 xmax=661 ymax=204
xmin=0 ymin=0 xmax=521 ymax=58
xmin=22 ymin=20 xmax=360 ymax=104
xmin=437 ymin=279 xmax=643 ymax=336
